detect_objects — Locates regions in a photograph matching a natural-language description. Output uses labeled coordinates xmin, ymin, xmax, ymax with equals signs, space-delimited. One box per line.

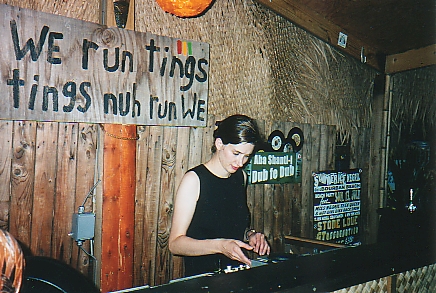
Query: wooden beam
xmin=100 ymin=1 xmax=137 ymax=292
xmin=101 ymin=125 xmax=137 ymax=291
xmin=255 ymin=0 xmax=384 ymax=72
xmin=284 ymin=235 xmax=347 ymax=249
xmin=385 ymin=44 xmax=436 ymax=74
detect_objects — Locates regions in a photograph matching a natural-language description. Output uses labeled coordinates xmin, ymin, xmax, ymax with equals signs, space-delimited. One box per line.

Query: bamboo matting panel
xmin=134 ymin=0 xmax=273 ymax=122
xmin=332 ymin=278 xmax=389 ymax=293
xmin=332 ymin=263 xmax=436 ymax=293
xmin=396 ymin=264 xmax=436 ymax=293
xmin=1 ymin=0 xmax=100 ymax=22
xmin=391 ymin=66 xmax=436 ymax=140
xmin=132 ymin=0 xmax=379 ymax=137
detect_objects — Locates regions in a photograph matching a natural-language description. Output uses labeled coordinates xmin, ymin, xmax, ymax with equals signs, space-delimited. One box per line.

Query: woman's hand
xmin=219 ymin=239 xmax=253 ymax=266
xmin=248 ymin=232 xmax=270 ymax=256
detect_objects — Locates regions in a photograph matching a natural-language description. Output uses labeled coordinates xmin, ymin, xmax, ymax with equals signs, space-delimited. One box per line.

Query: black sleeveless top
xmin=184 ymin=164 xmax=250 ymax=276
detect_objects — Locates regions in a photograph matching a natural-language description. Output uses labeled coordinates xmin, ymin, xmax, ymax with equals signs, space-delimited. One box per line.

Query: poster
xmin=313 ymin=169 xmax=361 ymax=245
xmin=245 ymin=152 xmax=302 ymax=184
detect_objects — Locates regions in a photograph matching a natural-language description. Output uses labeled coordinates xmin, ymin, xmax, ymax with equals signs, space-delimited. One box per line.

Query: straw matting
xmin=391 ymin=66 xmax=436 ymax=141
xmin=396 ymin=264 xmax=436 ymax=293
xmin=1 ymin=0 xmax=100 ymax=22
xmin=136 ymin=0 xmax=273 ymax=122
xmin=332 ymin=263 xmax=436 ymax=293
xmin=135 ymin=0 xmax=378 ymax=136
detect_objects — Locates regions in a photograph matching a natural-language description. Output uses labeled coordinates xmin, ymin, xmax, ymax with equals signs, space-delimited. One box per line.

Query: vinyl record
xmin=258 ymin=141 xmax=272 ymax=152
xmin=268 ymin=130 xmax=285 ymax=152
xmin=286 ymin=127 xmax=304 ymax=152
xmin=283 ymin=139 xmax=296 ymax=153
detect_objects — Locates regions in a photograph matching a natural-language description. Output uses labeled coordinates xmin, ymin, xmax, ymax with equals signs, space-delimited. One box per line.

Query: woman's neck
xmin=204 ymin=155 xmax=230 ymax=178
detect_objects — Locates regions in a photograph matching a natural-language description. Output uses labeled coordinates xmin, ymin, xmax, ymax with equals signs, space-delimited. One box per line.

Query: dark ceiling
xmin=256 ymin=0 xmax=436 ymax=72
xmin=305 ymin=0 xmax=435 ymax=55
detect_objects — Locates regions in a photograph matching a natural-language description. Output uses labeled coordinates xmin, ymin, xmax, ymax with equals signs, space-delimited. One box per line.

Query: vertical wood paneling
xmin=72 ymin=124 xmax=98 ymax=277
xmin=134 ymin=125 xmax=149 ymax=286
xmin=302 ymin=123 xmax=319 ymax=237
xmin=248 ymin=120 xmax=266 ymax=234
xmin=354 ymin=127 xmax=371 ymax=244
xmin=52 ymin=123 xmax=78 ymax=263
xmin=94 ymin=125 xmax=104 ymax=288
xmin=0 ymin=121 xmax=12 ymax=230
xmin=31 ymin=122 xmax=58 ymax=256
xmin=271 ymin=121 xmax=285 ymax=250
xmin=289 ymin=124 xmax=304 ymax=236
xmin=361 ymin=128 xmax=371 ymax=244
xmin=142 ymin=126 xmax=163 ymax=286
xmin=262 ymin=120 xmax=275 ymax=243
xmin=170 ymin=126 xmax=190 ymax=280
xmin=155 ymin=126 xmax=177 ymax=285
xmin=200 ymin=116 xmax=215 ymax=164
xmin=349 ymin=127 xmax=359 ymax=169
xmin=282 ymin=122 xmax=297 ymax=239
xmin=327 ymin=126 xmax=336 ymax=170
xmin=188 ymin=125 xmax=205 ymax=170
xmin=319 ymin=124 xmax=329 ymax=169
xmin=10 ymin=121 xmax=37 ymax=247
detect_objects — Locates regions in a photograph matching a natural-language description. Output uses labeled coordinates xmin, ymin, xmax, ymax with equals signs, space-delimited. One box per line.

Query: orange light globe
xmin=155 ymin=0 xmax=213 ymax=18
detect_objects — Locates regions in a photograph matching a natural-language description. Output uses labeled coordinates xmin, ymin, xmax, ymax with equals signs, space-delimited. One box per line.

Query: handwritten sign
xmin=245 ymin=152 xmax=302 ymax=184
xmin=0 ymin=4 xmax=210 ymax=126
xmin=313 ymin=169 xmax=361 ymax=245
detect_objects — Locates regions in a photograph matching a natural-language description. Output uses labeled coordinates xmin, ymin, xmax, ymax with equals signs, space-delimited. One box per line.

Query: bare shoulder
xmin=176 ymin=170 xmax=200 ymax=201
xmin=182 ymin=170 xmax=200 ymax=184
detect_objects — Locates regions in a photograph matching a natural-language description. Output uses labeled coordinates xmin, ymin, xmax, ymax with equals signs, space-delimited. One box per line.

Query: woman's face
xmin=216 ymin=138 xmax=255 ymax=175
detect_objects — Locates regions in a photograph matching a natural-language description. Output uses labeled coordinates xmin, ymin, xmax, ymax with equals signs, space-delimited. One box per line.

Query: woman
xmin=169 ymin=114 xmax=270 ymax=276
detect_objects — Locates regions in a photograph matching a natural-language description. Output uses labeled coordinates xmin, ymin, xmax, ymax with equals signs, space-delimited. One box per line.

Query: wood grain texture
xmin=0 ymin=121 xmax=13 ymax=230
xmin=72 ymin=123 xmax=98 ymax=277
xmin=155 ymin=126 xmax=177 ymax=285
xmin=386 ymin=45 xmax=436 ymax=74
xmin=0 ymin=3 xmax=209 ymax=127
xmin=170 ymin=126 xmax=190 ymax=280
xmin=9 ymin=121 xmax=37 ymax=247
xmin=30 ymin=122 xmax=58 ymax=256
xmin=52 ymin=123 xmax=78 ymax=264
xmin=141 ymin=125 xmax=164 ymax=286
xmin=100 ymin=124 xmax=136 ymax=291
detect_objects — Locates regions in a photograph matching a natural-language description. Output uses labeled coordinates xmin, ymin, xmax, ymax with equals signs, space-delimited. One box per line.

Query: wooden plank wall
xmin=0 ymin=120 xmax=98 ymax=277
xmin=0 ymin=117 xmax=371 ymax=289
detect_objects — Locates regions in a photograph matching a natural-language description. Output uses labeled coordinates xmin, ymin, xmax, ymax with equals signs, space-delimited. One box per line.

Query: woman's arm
xmin=168 ymin=171 xmax=253 ymax=265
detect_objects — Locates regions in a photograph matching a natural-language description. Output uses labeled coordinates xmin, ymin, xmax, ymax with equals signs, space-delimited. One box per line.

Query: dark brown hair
xmin=212 ymin=114 xmax=261 ymax=153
